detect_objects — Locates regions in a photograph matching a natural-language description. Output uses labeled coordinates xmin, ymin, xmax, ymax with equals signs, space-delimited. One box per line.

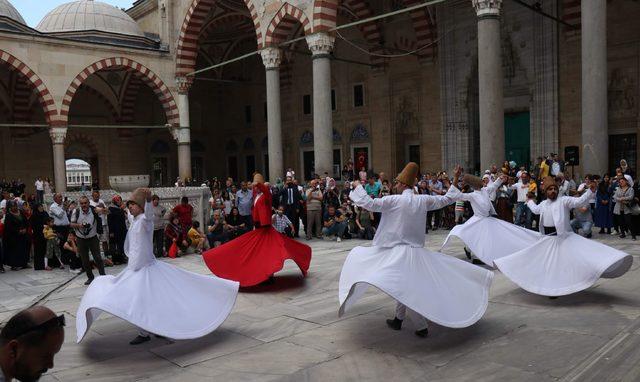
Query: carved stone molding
xmin=306 ymin=33 xmax=335 ymax=56
xmin=172 ymin=127 xmax=191 ymax=144
xmin=472 ymin=0 xmax=502 ymax=17
xmin=176 ymin=76 xmax=193 ymax=95
xmin=260 ymin=47 xmax=282 ymax=69
xmin=49 ymin=127 xmax=68 ymax=145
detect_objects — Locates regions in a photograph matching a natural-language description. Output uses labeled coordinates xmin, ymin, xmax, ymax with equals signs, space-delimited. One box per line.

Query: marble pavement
xmin=3 ymin=230 xmax=640 ymax=381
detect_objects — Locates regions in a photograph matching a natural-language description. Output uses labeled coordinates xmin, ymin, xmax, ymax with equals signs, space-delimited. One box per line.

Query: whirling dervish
xmin=76 ymin=188 xmax=239 ymax=345
xmin=203 ymin=173 xmax=312 ymax=287
xmin=494 ymin=177 xmax=633 ymax=297
xmin=338 ymin=163 xmax=494 ymax=337
xmin=442 ymin=167 xmax=541 ymax=266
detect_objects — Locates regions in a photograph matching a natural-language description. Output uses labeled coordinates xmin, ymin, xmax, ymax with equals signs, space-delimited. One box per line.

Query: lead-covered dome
xmin=0 ymin=0 xmax=25 ymax=24
xmin=37 ymin=0 xmax=144 ymax=37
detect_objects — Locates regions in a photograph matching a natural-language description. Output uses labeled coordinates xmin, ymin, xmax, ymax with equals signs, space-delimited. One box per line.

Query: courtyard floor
xmin=2 ymin=230 xmax=640 ymax=381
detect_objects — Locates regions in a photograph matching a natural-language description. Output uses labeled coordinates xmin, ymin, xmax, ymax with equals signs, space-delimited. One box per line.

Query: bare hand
xmin=351 ymin=180 xmax=361 ymax=188
xmin=454 ymin=165 xmax=463 ymax=178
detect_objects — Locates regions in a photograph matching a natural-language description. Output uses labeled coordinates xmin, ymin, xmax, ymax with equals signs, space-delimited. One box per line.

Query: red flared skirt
xmin=202 ymin=226 xmax=312 ymax=287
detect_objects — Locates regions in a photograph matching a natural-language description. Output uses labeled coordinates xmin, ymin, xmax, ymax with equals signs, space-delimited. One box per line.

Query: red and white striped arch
xmin=0 ymin=49 xmax=58 ymax=125
xmin=313 ymin=0 xmax=437 ymax=61
xmin=60 ymin=57 xmax=179 ymax=127
xmin=264 ymin=3 xmax=312 ymax=46
xmin=562 ymin=0 xmax=581 ymax=29
xmin=176 ymin=0 xmax=260 ymax=77
xmin=337 ymin=0 xmax=384 ymax=66
xmin=401 ymin=0 xmax=437 ymax=61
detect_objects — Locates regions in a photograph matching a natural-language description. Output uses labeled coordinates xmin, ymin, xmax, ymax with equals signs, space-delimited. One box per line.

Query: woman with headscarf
xmin=595 ymin=175 xmax=613 ymax=235
xmin=613 ymin=175 xmax=637 ymax=240
xmin=620 ymin=159 xmax=635 ymax=179
xmin=3 ymin=200 xmax=31 ymax=270
xmin=30 ymin=203 xmax=51 ymax=270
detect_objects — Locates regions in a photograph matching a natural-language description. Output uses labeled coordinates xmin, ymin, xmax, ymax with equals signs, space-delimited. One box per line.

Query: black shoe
xmin=10 ymin=267 xmax=19 ymax=271
xmin=586 ymin=233 xmax=592 ymax=239
xmin=0 ymin=266 xmax=4 ymax=273
xmin=472 ymin=259 xmax=486 ymax=265
xmin=464 ymin=248 xmax=472 ymax=260
xmin=549 ymin=296 xmax=558 ymax=300
xmin=386 ymin=317 xmax=403 ymax=331
xmin=415 ymin=328 xmax=429 ymax=338
xmin=84 ymin=279 xmax=94 ymax=286
xmin=620 ymin=234 xmax=627 ymax=239
xmin=129 ymin=335 xmax=151 ymax=345
xmin=154 ymin=334 xmax=166 ymax=339
xmin=599 ymin=229 xmax=605 ymax=234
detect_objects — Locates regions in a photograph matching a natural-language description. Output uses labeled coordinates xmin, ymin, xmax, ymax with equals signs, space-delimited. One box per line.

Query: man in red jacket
xmin=172 ymin=197 xmax=193 ymax=230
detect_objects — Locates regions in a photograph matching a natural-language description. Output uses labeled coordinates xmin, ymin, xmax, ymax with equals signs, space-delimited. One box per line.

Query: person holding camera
xmin=322 ymin=205 xmax=347 ymax=242
xmin=207 ymin=210 xmax=229 ymax=248
xmin=305 ymin=180 xmax=323 ymax=240
xmin=70 ymin=196 xmax=105 ymax=285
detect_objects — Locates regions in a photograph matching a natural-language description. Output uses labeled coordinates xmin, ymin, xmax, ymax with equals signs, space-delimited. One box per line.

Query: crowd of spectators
xmin=1 ymin=155 xmax=637 ymax=277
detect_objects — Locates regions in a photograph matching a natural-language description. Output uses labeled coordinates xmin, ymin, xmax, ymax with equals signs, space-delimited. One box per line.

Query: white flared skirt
xmin=494 ymin=233 xmax=633 ymax=296
xmin=338 ymin=245 xmax=494 ymax=328
xmin=441 ymin=216 xmax=541 ymax=266
xmin=76 ymin=260 xmax=239 ymax=342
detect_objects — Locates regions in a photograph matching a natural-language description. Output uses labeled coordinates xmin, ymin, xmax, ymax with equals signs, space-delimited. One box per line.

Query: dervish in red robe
xmin=202 ymin=173 xmax=312 ymax=287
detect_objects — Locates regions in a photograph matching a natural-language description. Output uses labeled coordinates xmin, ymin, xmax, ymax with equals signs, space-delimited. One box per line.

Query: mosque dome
xmin=37 ymin=0 xmax=144 ymax=37
xmin=0 ymin=0 xmax=26 ymax=24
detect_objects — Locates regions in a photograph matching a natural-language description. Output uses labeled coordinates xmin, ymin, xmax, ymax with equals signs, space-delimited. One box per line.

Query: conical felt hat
xmin=396 ymin=162 xmax=419 ymax=186
xmin=253 ymin=173 xmax=265 ymax=184
xmin=463 ymin=174 xmax=484 ymax=190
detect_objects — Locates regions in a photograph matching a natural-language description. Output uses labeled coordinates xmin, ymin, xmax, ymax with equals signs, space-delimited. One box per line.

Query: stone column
xmin=581 ymin=0 xmax=607 ymax=175
xmin=50 ymin=127 xmax=67 ymax=193
xmin=306 ymin=33 xmax=335 ymax=177
xmin=176 ymin=77 xmax=192 ymax=181
xmin=260 ymin=47 xmax=284 ymax=182
xmin=473 ymin=0 xmax=504 ymax=172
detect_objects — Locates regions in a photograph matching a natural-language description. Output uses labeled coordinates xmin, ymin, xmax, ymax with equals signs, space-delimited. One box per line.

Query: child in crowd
xmin=43 ymin=217 xmax=64 ymax=271
xmin=187 ymin=220 xmax=208 ymax=253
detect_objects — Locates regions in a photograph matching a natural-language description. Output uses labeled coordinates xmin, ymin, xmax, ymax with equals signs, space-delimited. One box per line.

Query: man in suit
xmin=279 ymin=176 xmax=302 ymax=237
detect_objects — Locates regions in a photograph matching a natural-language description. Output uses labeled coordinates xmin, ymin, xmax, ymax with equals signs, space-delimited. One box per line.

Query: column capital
xmin=49 ymin=127 xmax=67 ymax=145
xmin=472 ymin=0 xmax=502 ymax=17
xmin=176 ymin=76 xmax=193 ymax=94
xmin=306 ymin=33 xmax=335 ymax=56
xmin=260 ymin=47 xmax=282 ymax=69
xmin=171 ymin=126 xmax=191 ymax=144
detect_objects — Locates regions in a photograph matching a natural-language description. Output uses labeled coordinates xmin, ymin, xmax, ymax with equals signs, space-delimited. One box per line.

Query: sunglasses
xmin=13 ymin=315 xmax=65 ymax=339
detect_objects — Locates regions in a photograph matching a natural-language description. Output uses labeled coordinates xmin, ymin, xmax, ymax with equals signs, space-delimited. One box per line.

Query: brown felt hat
xmin=253 ymin=173 xmax=265 ymax=184
xmin=127 ymin=188 xmax=149 ymax=210
xmin=396 ymin=162 xmax=419 ymax=186
xmin=542 ymin=176 xmax=558 ymax=191
xmin=463 ymin=174 xmax=484 ymax=190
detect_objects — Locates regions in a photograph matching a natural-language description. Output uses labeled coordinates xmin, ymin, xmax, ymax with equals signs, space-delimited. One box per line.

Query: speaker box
xmin=565 ymin=146 xmax=579 ymax=166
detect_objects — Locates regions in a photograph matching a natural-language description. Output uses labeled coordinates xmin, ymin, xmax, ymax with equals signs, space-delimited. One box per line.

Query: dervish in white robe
xmin=442 ymin=175 xmax=541 ymax=266
xmin=494 ymin=180 xmax=633 ymax=297
xmin=76 ymin=189 xmax=239 ymax=343
xmin=338 ymin=166 xmax=494 ymax=336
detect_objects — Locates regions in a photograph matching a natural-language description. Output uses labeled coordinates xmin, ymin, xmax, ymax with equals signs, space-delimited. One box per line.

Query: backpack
xmin=73 ymin=207 xmax=103 ymax=235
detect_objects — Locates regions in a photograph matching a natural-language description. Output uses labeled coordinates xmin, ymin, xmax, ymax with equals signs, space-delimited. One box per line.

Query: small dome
xmin=0 ymin=0 xmax=26 ymax=24
xmin=37 ymin=0 xmax=144 ymax=37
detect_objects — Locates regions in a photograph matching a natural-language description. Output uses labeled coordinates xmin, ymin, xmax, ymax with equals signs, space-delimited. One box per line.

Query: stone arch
xmin=73 ymin=84 xmax=121 ymax=123
xmin=0 ymin=49 xmax=58 ymax=125
xmin=65 ymin=132 xmax=100 ymax=186
xmin=175 ymin=0 xmax=261 ymax=76
xmin=60 ymin=57 xmax=179 ymax=127
xmin=264 ymin=3 xmax=312 ymax=46
xmin=401 ymin=0 xmax=437 ymax=61
xmin=313 ymin=0 xmax=339 ymax=33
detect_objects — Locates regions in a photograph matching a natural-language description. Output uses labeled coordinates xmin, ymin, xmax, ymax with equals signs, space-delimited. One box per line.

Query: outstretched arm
xmin=526 ymin=198 xmax=542 ymax=215
xmin=485 ymin=175 xmax=506 ymax=194
xmin=349 ymin=182 xmax=390 ymax=213
xmin=564 ymin=188 xmax=594 ymax=210
xmin=419 ymin=186 xmax=457 ymax=210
